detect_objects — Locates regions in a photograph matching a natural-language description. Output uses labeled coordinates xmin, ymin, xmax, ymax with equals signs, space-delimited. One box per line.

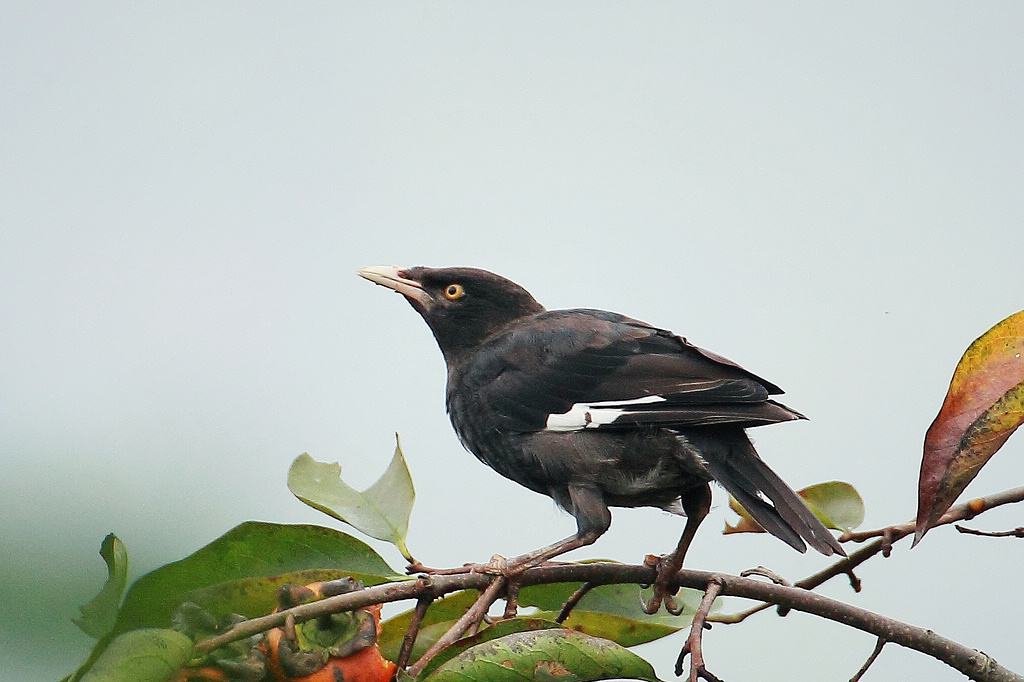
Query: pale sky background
xmin=3 ymin=3 xmax=1023 ymax=680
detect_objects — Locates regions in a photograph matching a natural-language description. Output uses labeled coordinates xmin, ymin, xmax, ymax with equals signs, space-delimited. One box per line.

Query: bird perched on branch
xmin=359 ymin=265 xmax=843 ymax=613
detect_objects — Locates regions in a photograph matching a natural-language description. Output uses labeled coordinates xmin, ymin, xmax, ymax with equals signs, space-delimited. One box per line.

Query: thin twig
xmin=846 ymin=569 xmax=863 ymax=593
xmin=881 ymin=527 xmax=894 ymax=558
xmin=706 ymin=601 xmax=769 ymax=624
xmin=556 ymin=581 xmax=596 ymax=623
xmin=407 ymin=576 xmax=507 ymax=677
xmin=710 ymin=538 xmax=885 ymax=624
xmin=395 ymin=596 xmax=431 ymax=672
xmin=712 ymin=486 xmax=1024 ymax=625
xmin=739 ymin=566 xmax=790 ymax=586
xmin=955 ymin=525 xmax=1024 ymax=538
xmin=502 ymin=580 xmax=521 ymax=620
xmin=850 ymin=637 xmax=886 ymax=682
xmin=467 ymin=602 xmax=488 ymax=636
xmin=840 ymin=487 xmax=1024 ymax=544
xmin=675 ymin=577 xmax=725 ymax=682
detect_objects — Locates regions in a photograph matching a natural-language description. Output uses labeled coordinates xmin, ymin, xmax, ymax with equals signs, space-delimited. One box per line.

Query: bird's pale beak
xmin=358 ymin=265 xmax=432 ymax=307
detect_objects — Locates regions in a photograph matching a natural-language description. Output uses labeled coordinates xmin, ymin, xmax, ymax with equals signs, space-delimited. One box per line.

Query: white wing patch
xmin=544 ymin=395 xmax=667 ymax=432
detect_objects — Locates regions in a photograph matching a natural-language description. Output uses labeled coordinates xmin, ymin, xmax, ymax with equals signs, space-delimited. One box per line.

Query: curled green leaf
xmin=74 ymin=534 xmax=129 ymax=639
xmin=289 ymin=436 xmax=416 ymax=561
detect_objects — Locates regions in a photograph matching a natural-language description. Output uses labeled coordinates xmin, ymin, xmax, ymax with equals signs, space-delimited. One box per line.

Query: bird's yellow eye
xmin=443 ymin=283 xmax=465 ymax=300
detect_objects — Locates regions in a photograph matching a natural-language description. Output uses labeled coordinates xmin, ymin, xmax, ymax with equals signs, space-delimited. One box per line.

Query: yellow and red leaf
xmin=915 ymin=310 xmax=1024 ymax=543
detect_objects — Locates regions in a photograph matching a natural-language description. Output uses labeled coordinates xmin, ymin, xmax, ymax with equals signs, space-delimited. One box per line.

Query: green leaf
xmin=78 ymin=629 xmax=192 ymax=682
xmin=418 ymin=618 xmax=559 ymax=679
xmin=379 ymin=589 xmax=480 ymax=662
xmin=113 ymin=522 xmax=399 ymax=633
xmin=537 ymin=610 xmax=680 ymax=648
xmin=288 ymin=436 xmax=416 ymax=561
xmin=421 ymin=628 xmax=662 ymax=682
xmin=725 ymin=481 xmax=865 ymax=534
xmin=74 ymin=534 xmax=129 ymax=639
xmin=178 ymin=568 xmax=395 ymax=624
xmin=518 ymin=578 xmax=698 ymax=646
xmin=799 ymin=481 xmax=865 ymax=531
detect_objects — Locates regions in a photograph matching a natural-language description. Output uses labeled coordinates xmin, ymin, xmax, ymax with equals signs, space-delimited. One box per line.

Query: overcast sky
xmin=3 ymin=3 xmax=1023 ymax=680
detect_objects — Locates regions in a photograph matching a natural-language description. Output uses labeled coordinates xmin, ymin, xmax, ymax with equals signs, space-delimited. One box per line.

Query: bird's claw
xmin=481 ymin=554 xmax=509 ymax=575
xmin=642 ymin=586 xmax=686 ymax=615
xmin=664 ymin=593 xmax=686 ymax=616
xmin=640 ymin=554 xmax=686 ymax=615
xmin=640 ymin=592 xmax=662 ymax=615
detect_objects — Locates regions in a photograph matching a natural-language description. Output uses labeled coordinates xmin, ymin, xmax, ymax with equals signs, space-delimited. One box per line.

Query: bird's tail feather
xmin=698 ymin=431 xmax=845 ymax=557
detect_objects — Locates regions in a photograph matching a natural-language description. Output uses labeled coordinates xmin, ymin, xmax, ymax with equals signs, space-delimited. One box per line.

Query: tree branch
xmin=850 ymin=637 xmax=886 ymax=682
xmin=840 ymin=486 xmax=1024 ymax=544
xmin=555 ymin=581 xmax=595 ymax=623
xmin=407 ymin=576 xmax=507 ymax=677
xmin=675 ymin=578 xmax=724 ymax=682
xmin=395 ymin=596 xmax=432 ymax=671
xmin=195 ymin=563 xmax=1021 ymax=681
xmin=955 ymin=525 xmax=1024 ymax=538
xmin=711 ymin=486 xmax=1024 ymax=625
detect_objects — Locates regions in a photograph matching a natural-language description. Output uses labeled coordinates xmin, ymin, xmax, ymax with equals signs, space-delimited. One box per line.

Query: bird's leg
xmin=406 ymin=486 xmax=609 ymax=580
xmin=643 ymin=482 xmax=712 ymax=615
xmin=499 ymin=531 xmax=600 ymax=575
xmin=501 ymin=485 xmax=610 ymax=576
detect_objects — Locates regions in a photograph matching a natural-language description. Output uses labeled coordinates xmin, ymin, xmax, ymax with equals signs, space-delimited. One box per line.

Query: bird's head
xmin=358 ymin=266 xmax=545 ymax=362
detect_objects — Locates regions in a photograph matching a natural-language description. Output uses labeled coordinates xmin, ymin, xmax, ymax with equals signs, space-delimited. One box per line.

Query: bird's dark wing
xmin=462 ymin=309 xmax=804 ymax=434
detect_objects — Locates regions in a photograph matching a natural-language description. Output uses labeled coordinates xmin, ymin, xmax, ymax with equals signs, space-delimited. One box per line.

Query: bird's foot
xmin=641 ymin=554 xmax=687 ymax=616
xmin=482 ymin=554 xmax=510 ymax=575
xmin=642 ymin=585 xmax=687 ymax=616
xmin=481 ymin=554 xmax=547 ymax=577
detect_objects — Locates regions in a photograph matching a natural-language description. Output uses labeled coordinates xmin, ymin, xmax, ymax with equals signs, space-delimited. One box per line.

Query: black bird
xmin=358 ymin=265 xmax=843 ymax=612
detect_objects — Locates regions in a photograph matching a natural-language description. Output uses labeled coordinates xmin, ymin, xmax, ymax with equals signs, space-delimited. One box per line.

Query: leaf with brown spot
xmin=915 ymin=310 xmax=1024 ymax=544
xmin=535 ymin=660 xmax=573 ymax=678
xmin=416 ymin=618 xmax=559 ymax=679
xmin=419 ymin=628 xmax=661 ymax=681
